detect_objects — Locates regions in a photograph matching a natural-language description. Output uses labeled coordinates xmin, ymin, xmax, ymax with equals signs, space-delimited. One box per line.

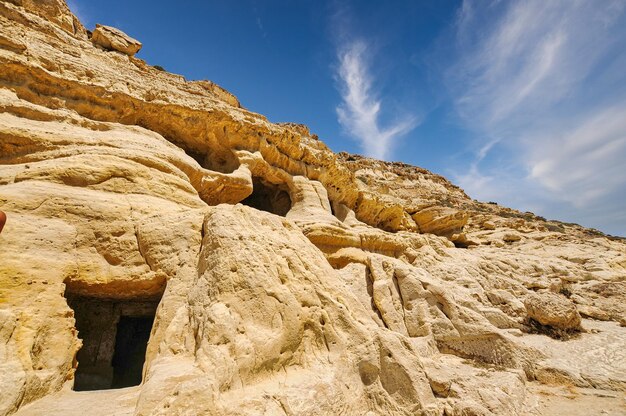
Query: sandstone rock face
xmin=411 ymin=206 xmax=468 ymax=237
xmin=525 ymin=293 xmax=582 ymax=331
xmin=91 ymin=24 xmax=142 ymax=56
xmin=1 ymin=2 xmax=625 ymax=416
xmin=1 ymin=0 xmax=85 ymax=35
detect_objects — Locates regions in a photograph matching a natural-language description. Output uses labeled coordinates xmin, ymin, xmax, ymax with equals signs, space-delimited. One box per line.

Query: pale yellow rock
xmin=482 ymin=220 xmax=496 ymax=230
xmin=576 ymin=304 xmax=611 ymax=321
xmin=503 ymin=232 xmax=523 ymax=243
xmin=1 ymin=1 xmax=625 ymax=416
xmin=0 ymin=0 xmax=85 ymax=35
xmin=525 ymin=293 xmax=582 ymax=331
xmin=411 ymin=206 xmax=468 ymax=237
xmin=91 ymin=24 xmax=142 ymax=56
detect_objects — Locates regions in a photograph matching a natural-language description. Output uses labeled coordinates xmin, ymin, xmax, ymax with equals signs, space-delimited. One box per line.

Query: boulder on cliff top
xmin=525 ymin=292 xmax=582 ymax=331
xmin=91 ymin=24 xmax=142 ymax=56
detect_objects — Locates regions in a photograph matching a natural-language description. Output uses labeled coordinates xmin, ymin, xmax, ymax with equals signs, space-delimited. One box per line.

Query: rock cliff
xmin=0 ymin=1 xmax=625 ymax=415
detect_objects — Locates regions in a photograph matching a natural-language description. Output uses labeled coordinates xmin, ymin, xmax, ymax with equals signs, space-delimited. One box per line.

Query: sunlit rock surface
xmin=91 ymin=24 xmax=142 ymax=56
xmin=0 ymin=1 xmax=625 ymax=415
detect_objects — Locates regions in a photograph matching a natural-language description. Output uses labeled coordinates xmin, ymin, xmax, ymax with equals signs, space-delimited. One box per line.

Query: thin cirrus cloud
xmin=447 ymin=0 xmax=626 ymax=235
xmin=335 ymin=41 xmax=417 ymax=161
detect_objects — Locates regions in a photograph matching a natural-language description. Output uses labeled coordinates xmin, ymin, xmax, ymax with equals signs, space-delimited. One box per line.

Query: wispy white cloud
xmin=255 ymin=17 xmax=267 ymax=38
xmin=446 ymin=0 xmax=626 ymax=235
xmin=335 ymin=41 xmax=417 ymax=160
xmin=252 ymin=2 xmax=267 ymax=39
xmin=529 ymin=105 xmax=626 ymax=207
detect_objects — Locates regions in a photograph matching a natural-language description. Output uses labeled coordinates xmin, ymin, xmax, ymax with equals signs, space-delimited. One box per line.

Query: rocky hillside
xmin=0 ymin=1 xmax=624 ymax=415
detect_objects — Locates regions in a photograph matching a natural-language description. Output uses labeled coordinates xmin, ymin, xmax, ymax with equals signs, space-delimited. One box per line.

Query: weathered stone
xmin=525 ymin=292 xmax=582 ymax=330
xmin=1 ymin=0 xmax=86 ymax=35
xmin=411 ymin=206 xmax=469 ymax=237
xmin=577 ymin=304 xmax=611 ymax=321
xmin=503 ymin=232 xmax=523 ymax=242
xmin=482 ymin=220 xmax=496 ymax=230
xmin=91 ymin=24 xmax=141 ymax=56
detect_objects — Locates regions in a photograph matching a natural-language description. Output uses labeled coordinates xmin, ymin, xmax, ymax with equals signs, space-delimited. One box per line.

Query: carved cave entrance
xmin=65 ymin=288 xmax=164 ymax=391
xmin=241 ymin=177 xmax=292 ymax=216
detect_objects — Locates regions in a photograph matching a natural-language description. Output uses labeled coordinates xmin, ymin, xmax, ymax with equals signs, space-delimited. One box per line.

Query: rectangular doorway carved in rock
xmin=111 ymin=315 xmax=154 ymax=388
xmin=64 ymin=290 xmax=162 ymax=391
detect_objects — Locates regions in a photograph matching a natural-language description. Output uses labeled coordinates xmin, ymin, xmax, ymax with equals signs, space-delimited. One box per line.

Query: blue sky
xmin=67 ymin=0 xmax=626 ymax=236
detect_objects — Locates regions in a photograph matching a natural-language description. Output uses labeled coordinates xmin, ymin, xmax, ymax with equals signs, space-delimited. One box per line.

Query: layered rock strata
xmin=0 ymin=1 xmax=625 ymax=415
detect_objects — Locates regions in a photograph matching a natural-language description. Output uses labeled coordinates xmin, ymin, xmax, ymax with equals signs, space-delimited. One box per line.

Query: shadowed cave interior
xmin=65 ymin=290 xmax=162 ymax=391
xmin=241 ymin=177 xmax=292 ymax=216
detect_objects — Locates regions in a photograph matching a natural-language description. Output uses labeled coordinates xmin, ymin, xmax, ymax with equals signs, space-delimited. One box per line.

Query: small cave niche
xmin=452 ymin=240 xmax=470 ymax=249
xmin=182 ymin=145 xmax=240 ymax=174
xmin=240 ymin=177 xmax=292 ymax=216
xmin=64 ymin=287 xmax=163 ymax=391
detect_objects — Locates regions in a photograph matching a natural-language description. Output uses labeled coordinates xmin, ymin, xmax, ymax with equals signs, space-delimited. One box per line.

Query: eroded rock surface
xmin=1 ymin=2 xmax=625 ymax=416
xmin=525 ymin=292 xmax=582 ymax=331
xmin=91 ymin=24 xmax=142 ymax=56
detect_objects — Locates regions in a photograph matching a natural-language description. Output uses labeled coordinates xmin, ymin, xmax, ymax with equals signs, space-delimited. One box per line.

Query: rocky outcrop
xmin=1 ymin=2 xmax=625 ymax=416
xmin=411 ymin=206 xmax=469 ymax=240
xmin=1 ymin=0 xmax=85 ymax=35
xmin=525 ymin=292 xmax=582 ymax=331
xmin=91 ymin=24 xmax=141 ymax=56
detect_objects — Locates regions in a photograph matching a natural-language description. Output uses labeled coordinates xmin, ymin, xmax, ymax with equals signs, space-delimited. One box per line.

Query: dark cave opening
xmin=65 ymin=292 xmax=161 ymax=391
xmin=240 ymin=177 xmax=292 ymax=216
xmin=111 ymin=316 xmax=154 ymax=388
